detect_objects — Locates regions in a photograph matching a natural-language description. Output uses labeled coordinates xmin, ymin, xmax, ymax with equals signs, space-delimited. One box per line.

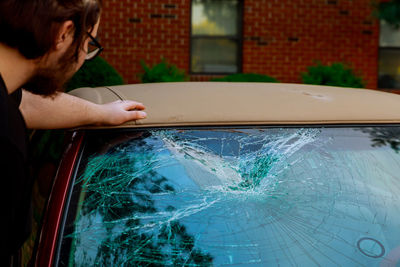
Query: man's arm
xmin=20 ymin=90 xmax=146 ymax=129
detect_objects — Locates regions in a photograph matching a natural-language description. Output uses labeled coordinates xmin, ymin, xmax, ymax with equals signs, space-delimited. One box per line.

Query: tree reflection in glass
xmin=61 ymin=127 xmax=400 ymax=266
xmin=67 ymin=134 xmax=213 ymax=266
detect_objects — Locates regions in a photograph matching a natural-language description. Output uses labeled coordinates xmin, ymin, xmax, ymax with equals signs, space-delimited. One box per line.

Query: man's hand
xmin=20 ymin=90 xmax=147 ymax=129
xmin=96 ymin=100 xmax=146 ymax=126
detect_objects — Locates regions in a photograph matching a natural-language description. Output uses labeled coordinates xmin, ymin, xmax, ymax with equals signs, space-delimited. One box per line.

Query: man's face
xmin=23 ymin=19 xmax=100 ymax=96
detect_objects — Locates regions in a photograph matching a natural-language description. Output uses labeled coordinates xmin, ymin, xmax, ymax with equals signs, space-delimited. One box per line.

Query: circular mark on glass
xmin=357 ymin=237 xmax=385 ymax=258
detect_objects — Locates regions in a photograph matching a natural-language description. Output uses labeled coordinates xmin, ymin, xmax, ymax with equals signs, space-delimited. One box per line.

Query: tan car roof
xmin=69 ymin=82 xmax=400 ymax=128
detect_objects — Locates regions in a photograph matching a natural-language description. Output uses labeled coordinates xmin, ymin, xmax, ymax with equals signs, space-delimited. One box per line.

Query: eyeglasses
xmin=86 ymin=32 xmax=103 ymax=61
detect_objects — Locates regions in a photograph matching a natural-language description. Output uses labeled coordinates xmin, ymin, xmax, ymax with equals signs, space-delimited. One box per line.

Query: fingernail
xmin=138 ymin=111 xmax=147 ymax=118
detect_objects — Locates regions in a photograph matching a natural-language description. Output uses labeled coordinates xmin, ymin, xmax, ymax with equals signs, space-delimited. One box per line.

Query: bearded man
xmin=0 ymin=0 xmax=147 ymax=263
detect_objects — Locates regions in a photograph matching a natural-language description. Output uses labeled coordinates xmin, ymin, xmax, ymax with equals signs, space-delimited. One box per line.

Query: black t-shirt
xmin=0 ymin=74 xmax=32 ymax=257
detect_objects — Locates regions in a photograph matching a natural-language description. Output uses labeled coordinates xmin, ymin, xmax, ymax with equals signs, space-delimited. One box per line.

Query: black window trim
xmin=377 ymin=47 xmax=400 ymax=90
xmin=378 ymin=20 xmax=400 ymax=90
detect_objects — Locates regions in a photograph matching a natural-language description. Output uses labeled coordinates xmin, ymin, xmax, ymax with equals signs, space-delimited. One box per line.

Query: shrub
xmin=66 ymin=56 xmax=124 ymax=92
xmin=140 ymin=60 xmax=187 ymax=83
xmin=301 ymin=62 xmax=364 ymax=88
xmin=211 ymin=73 xmax=278 ymax=82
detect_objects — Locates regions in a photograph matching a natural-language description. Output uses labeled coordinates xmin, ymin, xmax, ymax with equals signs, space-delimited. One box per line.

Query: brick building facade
xmin=99 ymin=0 xmax=379 ymax=89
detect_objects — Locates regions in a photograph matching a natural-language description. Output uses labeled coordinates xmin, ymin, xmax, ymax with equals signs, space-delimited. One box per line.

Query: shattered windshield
xmin=58 ymin=127 xmax=400 ymax=266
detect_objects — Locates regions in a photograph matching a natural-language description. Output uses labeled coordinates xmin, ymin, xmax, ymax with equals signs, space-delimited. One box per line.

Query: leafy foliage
xmin=301 ymin=62 xmax=364 ymax=88
xmin=140 ymin=59 xmax=187 ymax=83
xmin=66 ymin=56 xmax=124 ymax=92
xmin=192 ymin=0 xmax=238 ymax=35
xmin=211 ymin=73 xmax=278 ymax=82
xmin=376 ymin=0 xmax=400 ymax=28
xmin=361 ymin=127 xmax=400 ymax=153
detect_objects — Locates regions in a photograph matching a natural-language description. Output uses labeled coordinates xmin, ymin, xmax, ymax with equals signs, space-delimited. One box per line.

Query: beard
xmin=23 ymin=46 xmax=78 ymax=97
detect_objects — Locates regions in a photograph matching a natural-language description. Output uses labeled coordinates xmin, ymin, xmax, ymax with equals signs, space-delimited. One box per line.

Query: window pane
xmin=380 ymin=20 xmax=400 ymax=47
xmin=60 ymin=127 xmax=400 ymax=266
xmin=191 ymin=38 xmax=238 ymax=73
xmin=378 ymin=48 xmax=400 ymax=88
xmin=192 ymin=0 xmax=239 ymax=36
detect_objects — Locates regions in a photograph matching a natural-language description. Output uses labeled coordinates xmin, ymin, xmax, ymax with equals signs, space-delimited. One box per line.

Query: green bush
xmin=211 ymin=73 xmax=278 ymax=82
xmin=66 ymin=56 xmax=124 ymax=91
xmin=301 ymin=62 xmax=364 ymax=88
xmin=140 ymin=59 xmax=187 ymax=83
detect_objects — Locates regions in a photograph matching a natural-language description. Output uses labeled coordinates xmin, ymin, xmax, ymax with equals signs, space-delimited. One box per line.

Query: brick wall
xmin=100 ymin=0 xmax=190 ymax=84
xmin=100 ymin=0 xmax=379 ymax=89
xmin=243 ymin=0 xmax=379 ymax=89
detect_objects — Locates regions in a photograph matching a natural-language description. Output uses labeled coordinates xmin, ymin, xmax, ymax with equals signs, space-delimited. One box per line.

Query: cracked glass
xmin=58 ymin=127 xmax=400 ymax=266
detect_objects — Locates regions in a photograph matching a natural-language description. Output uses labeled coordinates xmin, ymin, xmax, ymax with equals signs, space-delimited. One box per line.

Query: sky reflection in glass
xmin=60 ymin=127 xmax=400 ymax=266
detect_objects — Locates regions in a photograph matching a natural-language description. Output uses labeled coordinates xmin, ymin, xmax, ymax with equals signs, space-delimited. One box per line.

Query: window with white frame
xmin=379 ymin=20 xmax=400 ymax=89
xmin=190 ymin=0 xmax=242 ymax=74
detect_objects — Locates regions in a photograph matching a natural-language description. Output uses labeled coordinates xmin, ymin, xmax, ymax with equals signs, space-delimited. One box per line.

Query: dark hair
xmin=0 ymin=0 xmax=102 ymax=60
